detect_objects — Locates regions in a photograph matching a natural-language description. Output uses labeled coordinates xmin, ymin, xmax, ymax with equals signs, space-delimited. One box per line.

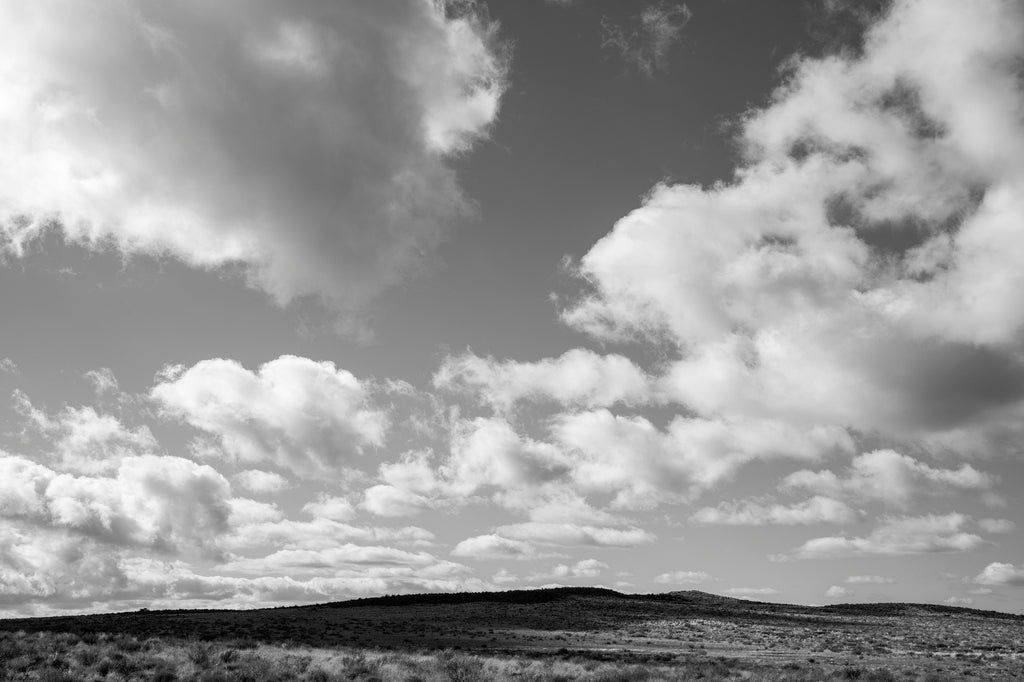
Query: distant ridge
xmin=1 ymin=586 xmax=1021 ymax=622
xmin=304 ymin=586 xmax=625 ymax=610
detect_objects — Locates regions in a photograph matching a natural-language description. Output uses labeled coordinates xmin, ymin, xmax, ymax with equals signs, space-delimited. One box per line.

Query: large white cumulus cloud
xmin=0 ymin=0 xmax=507 ymax=312
xmin=563 ymin=0 xmax=1024 ymax=447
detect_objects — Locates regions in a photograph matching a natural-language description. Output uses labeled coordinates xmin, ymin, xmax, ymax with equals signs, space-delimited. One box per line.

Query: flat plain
xmin=1 ymin=588 xmax=1022 ymax=681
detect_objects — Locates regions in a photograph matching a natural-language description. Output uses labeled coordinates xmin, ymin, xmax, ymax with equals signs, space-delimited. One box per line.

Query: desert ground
xmin=1 ymin=588 xmax=1022 ymax=681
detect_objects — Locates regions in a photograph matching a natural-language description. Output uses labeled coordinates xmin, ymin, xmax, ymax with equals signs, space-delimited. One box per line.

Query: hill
xmin=1 ymin=588 xmax=1022 ymax=680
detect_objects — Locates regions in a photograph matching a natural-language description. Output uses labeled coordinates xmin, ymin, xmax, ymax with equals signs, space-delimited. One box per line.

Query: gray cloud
xmin=0 ymin=0 xmax=508 ymax=323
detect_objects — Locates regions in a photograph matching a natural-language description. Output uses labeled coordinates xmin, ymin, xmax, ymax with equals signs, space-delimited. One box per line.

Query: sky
xmin=1 ymin=0 xmax=1024 ymax=616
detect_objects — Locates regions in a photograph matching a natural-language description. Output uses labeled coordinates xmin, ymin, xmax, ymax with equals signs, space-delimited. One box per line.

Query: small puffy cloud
xmin=0 ymin=358 xmax=17 ymax=374
xmin=362 ymin=484 xmax=436 ymax=518
xmin=450 ymin=534 xmax=537 ymax=560
xmin=691 ymin=495 xmax=856 ymax=526
xmin=845 ymin=575 xmax=894 ymax=584
xmin=227 ymin=498 xmax=283 ymax=526
xmin=945 ymin=596 xmax=973 ymax=607
xmin=14 ymin=393 xmax=158 ymax=475
xmin=551 ymin=559 xmax=608 ymax=579
xmin=444 ymin=417 xmax=569 ymax=500
xmin=978 ymin=518 xmax=1015 ymax=534
xmin=52 ymin=408 xmax=158 ymax=474
xmin=974 ymin=562 xmax=1024 ymax=587
xmin=0 ymin=0 xmax=508 ymax=318
xmin=233 ymin=469 xmax=290 ymax=495
xmin=781 ymin=513 xmax=985 ymax=560
xmin=83 ymin=368 xmax=118 ymax=395
xmin=825 ymin=585 xmax=852 ymax=598
xmin=495 ymin=522 xmax=655 ymax=548
xmin=302 ymin=495 xmax=356 ymax=522
xmin=364 ymin=420 xmax=570 ymax=514
xmin=492 ymin=569 xmax=518 ymax=584
xmin=654 ymin=570 xmax=709 ymax=585
xmin=601 ymin=2 xmax=691 ymax=76
xmin=434 ymin=348 xmax=653 ymax=412
xmin=782 ymin=450 xmax=994 ymax=509
xmin=152 ymin=356 xmax=387 ymax=477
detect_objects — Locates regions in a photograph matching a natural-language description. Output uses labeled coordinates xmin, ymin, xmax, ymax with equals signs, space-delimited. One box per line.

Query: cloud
xmin=550 ymin=559 xmax=607 ymax=579
xmin=227 ymin=498 xmax=283 ymax=526
xmin=0 ymin=453 xmax=231 ymax=557
xmin=725 ymin=587 xmax=778 ymax=597
xmin=450 ymin=534 xmax=538 ymax=560
xmin=601 ymin=2 xmax=691 ymax=76
xmin=691 ymin=495 xmax=856 ymax=526
xmin=845 ymin=575 xmax=894 ymax=584
xmin=302 ymin=495 xmax=356 ymax=522
xmin=825 ymin=585 xmax=852 ymax=598
xmin=978 ymin=518 xmax=1015 ymax=534
xmin=83 ymin=368 xmax=118 ymax=396
xmin=225 ymin=517 xmax=433 ymax=553
xmin=14 ymin=393 xmax=158 ymax=475
xmin=552 ymin=410 xmax=851 ymax=507
xmin=434 ymin=348 xmax=653 ymax=412
xmin=974 ymin=562 xmax=1024 ymax=587
xmin=443 ymin=417 xmax=569 ymax=500
xmin=362 ymin=408 xmax=851 ymax=521
xmin=945 ymin=596 xmax=973 ymax=607
xmin=362 ymin=483 xmax=437 ymax=518
xmin=563 ymin=0 xmax=1024 ymax=453
xmin=781 ymin=513 xmax=985 ymax=560
xmin=223 ymin=545 xmax=447 ymax=574
xmin=152 ymin=356 xmax=388 ymax=477
xmin=0 ymin=530 xmax=486 ymax=613
xmin=233 ymin=469 xmax=290 ymax=495
xmin=654 ymin=570 xmax=709 ymax=585
xmin=781 ymin=450 xmax=994 ymax=509
xmin=494 ymin=522 xmax=655 ymax=548
xmin=0 ymin=0 xmax=507 ymax=318
xmin=361 ymin=419 xmax=572 ymax=515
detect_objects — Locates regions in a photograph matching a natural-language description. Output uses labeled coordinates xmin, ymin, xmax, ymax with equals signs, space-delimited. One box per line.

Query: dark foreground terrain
xmin=1 ymin=588 xmax=1022 ymax=681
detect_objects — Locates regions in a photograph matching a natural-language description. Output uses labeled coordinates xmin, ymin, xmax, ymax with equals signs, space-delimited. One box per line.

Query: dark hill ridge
xmin=303 ymin=585 xmax=627 ymax=609
xmin=300 ymin=586 xmax=1022 ymax=620
xmin=2 ymin=585 xmax=1024 ymax=643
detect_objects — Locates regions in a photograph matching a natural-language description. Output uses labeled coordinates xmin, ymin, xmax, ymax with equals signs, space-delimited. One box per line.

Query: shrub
xmin=73 ymin=645 xmax=102 ymax=667
xmin=187 ymin=641 xmax=214 ymax=668
xmin=341 ymin=653 xmax=383 ymax=681
xmin=154 ymin=665 xmax=179 ymax=682
xmin=111 ymin=653 xmax=140 ymax=676
xmin=114 ymin=635 xmax=143 ymax=652
xmin=307 ymin=668 xmax=332 ymax=682
xmin=37 ymin=670 xmax=78 ymax=682
xmin=439 ymin=652 xmax=485 ymax=682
